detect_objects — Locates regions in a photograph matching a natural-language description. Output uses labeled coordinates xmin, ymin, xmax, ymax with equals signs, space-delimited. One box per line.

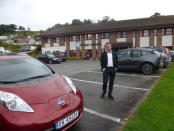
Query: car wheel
xmin=141 ymin=63 xmax=154 ymax=75
xmin=48 ymin=60 xmax=53 ymax=64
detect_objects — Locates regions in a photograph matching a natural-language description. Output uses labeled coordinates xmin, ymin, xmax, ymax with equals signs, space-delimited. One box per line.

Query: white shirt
xmin=107 ymin=51 xmax=113 ymax=67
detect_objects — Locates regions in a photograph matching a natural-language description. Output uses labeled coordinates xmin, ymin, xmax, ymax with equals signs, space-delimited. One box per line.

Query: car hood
xmin=0 ymin=74 xmax=69 ymax=104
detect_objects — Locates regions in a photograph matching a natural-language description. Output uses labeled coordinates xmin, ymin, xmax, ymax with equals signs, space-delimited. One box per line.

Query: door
xmin=130 ymin=50 xmax=142 ymax=70
xmin=117 ymin=50 xmax=132 ymax=70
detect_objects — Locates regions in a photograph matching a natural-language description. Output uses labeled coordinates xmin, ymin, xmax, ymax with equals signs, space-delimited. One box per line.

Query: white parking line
xmin=84 ymin=108 xmax=121 ymax=123
xmin=70 ymin=78 xmax=149 ymax=91
xmin=87 ymin=71 xmax=160 ymax=78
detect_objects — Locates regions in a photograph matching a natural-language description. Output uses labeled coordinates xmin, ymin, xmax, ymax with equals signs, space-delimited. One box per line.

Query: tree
xmin=151 ymin=12 xmax=161 ymax=18
xmin=83 ymin=19 xmax=93 ymax=24
xmin=27 ymin=27 xmax=31 ymax=31
xmin=99 ymin=16 xmax=110 ymax=23
xmin=72 ymin=19 xmax=83 ymax=25
xmin=18 ymin=26 xmax=25 ymax=32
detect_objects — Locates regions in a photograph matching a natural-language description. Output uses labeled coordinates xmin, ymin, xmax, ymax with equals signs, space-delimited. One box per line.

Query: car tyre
xmin=48 ymin=60 xmax=53 ymax=64
xmin=141 ymin=63 xmax=154 ymax=75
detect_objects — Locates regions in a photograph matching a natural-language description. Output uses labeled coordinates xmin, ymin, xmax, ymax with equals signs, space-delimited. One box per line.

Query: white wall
xmin=101 ymin=39 xmax=109 ymax=49
xmin=42 ymin=46 xmax=66 ymax=54
xmin=45 ymin=43 xmax=50 ymax=48
xmin=70 ymin=41 xmax=76 ymax=50
xmin=154 ymin=36 xmax=157 ymax=46
xmin=53 ymin=43 xmax=59 ymax=47
xmin=162 ymin=35 xmax=172 ymax=46
xmin=85 ymin=40 xmax=92 ymax=50
xmin=140 ymin=37 xmax=149 ymax=47
xmin=117 ymin=38 xmax=126 ymax=42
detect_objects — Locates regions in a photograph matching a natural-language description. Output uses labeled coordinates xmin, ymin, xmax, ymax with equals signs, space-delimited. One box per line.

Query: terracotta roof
xmin=39 ymin=16 xmax=174 ymax=37
xmin=18 ymin=38 xmax=31 ymax=43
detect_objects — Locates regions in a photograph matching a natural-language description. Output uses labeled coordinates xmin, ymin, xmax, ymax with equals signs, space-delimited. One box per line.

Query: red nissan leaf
xmin=0 ymin=55 xmax=83 ymax=131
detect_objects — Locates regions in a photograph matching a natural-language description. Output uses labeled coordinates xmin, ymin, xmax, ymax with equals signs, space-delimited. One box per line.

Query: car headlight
xmin=53 ymin=58 xmax=57 ymax=60
xmin=0 ymin=91 xmax=34 ymax=112
xmin=62 ymin=75 xmax=77 ymax=94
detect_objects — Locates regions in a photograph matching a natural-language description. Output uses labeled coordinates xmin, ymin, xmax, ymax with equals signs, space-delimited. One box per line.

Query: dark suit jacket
xmin=100 ymin=51 xmax=118 ymax=71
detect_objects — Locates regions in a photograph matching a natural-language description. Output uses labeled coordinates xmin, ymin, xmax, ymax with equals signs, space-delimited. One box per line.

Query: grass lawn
xmin=123 ymin=63 xmax=174 ymax=131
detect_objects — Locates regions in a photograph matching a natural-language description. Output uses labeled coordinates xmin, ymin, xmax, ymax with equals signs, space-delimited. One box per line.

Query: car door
xmin=38 ymin=54 xmax=48 ymax=63
xmin=130 ymin=50 xmax=142 ymax=70
xmin=117 ymin=50 xmax=132 ymax=70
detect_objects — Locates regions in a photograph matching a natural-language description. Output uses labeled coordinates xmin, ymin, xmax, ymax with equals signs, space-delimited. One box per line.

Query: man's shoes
xmin=101 ymin=92 xmax=106 ymax=98
xmin=108 ymin=95 xmax=114 ymax=100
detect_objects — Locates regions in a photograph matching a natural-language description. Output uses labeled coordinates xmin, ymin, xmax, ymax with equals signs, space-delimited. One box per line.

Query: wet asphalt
xmin=49 ymin=60 xmax=166 ymax=131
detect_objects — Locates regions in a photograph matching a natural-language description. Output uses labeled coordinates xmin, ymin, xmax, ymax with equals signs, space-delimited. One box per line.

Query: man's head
xmin=105 ymin=42 xmax=112 ymax=52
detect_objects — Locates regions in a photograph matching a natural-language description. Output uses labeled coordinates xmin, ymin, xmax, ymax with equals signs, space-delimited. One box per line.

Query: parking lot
xmin=49 ymin=60 xmax=166 ymax=131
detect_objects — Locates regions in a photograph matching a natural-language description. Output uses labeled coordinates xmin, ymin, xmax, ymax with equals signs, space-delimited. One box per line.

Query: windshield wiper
xmin=0 ymin=74 xmax=52 ymax=84
xmin=16 ymin=74 xmax=52 ymax=82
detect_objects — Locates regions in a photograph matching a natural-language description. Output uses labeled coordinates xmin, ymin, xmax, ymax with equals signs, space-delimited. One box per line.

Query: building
xmin=17 ymin=37 xmax=36 ymax=46
xmin=38 ymin=16 xmax=174 ymax=59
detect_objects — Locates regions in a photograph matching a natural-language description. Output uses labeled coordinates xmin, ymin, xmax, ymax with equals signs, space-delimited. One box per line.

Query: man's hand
xmin=103 ymin=68 xmax=105 ymax=72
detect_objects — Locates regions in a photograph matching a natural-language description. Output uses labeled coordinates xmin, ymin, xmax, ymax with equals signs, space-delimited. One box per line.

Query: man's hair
xmin=105 ymin=42 xmax=112 ymax=48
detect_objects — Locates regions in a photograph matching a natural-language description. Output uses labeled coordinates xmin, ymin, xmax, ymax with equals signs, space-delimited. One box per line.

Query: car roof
xmin=0 ymin=55 xmax=32 ymax=61
xmin=120 ymin=48 xmax=155 ymax=51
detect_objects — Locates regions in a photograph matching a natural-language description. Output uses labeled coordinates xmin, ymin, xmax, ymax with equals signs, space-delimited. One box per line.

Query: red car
xmin=0 ymin=55 xmax=83 ymax=131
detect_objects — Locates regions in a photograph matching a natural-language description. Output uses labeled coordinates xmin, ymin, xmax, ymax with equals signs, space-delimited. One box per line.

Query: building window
xmin=133 ymin=31 xmax=136 ymax=37
xmin=48 ymin=38 xmax=50 ymax=43
xmin=56 ymin=37 xmax=59 ymax=42
xmin=117 ymin=32 xmax=126 ymax=38
xmin=85 ymin=34 xmax=92 ymax=40
xmin=88 ymin=34 xmax=92 ymax=40
xmin=162 ymin=28 xmax=173 ymax=35
xmin=154 ymin=29 xmax=157 ymax=36
xmin=140 ymin=30 xmax=149 ymax=37
xmin=96 ymin=34 xmax=98 ymax=39
xmin=79 ymin=35 xmax=82 ymax=41
xmin=70 ymin=36 xmax=76 ymax=41
xmin=102 ymin=33 xmax=109 ymax=39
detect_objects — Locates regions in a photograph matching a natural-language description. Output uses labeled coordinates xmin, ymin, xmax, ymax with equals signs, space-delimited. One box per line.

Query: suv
xmin=117 ymin=48 xmax=161 ymax=75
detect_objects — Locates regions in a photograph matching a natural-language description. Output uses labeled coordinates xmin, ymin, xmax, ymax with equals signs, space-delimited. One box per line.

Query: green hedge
xmin=67 ymin=56 xmax=82 ymax=60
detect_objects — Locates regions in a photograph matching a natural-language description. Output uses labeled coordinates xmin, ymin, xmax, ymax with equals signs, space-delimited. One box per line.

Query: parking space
xmin=49 ymin=61 xmax=166 ymax=131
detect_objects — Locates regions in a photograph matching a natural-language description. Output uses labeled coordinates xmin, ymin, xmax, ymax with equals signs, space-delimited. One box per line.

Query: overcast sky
xmin=0 ymin=0 xmax=174 ymax=31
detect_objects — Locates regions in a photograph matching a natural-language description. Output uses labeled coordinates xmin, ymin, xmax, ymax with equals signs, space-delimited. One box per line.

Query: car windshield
xmin=47 ymin=54 xmax=55 ymax=58
xmin=0 ymin=58 xmax=53 ymax=82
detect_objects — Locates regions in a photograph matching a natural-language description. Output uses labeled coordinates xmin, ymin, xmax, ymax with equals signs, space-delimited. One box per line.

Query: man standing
xmin=100 ymin=42 xmax=118 ymax=100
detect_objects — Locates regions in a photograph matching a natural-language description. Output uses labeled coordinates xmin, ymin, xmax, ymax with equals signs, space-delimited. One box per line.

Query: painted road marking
xmin=84 ymin=107 xmax=121 ymax=123
xmin=70 ymin=78 xmax=149 ymax=91
xmin=87 ymin=71 xmax=160 ymax=78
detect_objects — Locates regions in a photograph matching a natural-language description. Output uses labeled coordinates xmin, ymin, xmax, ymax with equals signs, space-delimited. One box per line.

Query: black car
xmin=117 ymin=48 xmax=161 ymax=75
xmin=36 ymin=54 xmax=61 ymax=64
xmin=53 ymin=51 xmax=66 ymax=62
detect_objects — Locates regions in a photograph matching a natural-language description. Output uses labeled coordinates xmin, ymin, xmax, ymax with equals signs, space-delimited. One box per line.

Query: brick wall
xmin=109 ymin=32 xmax=116 ymax=43
xmin=135 ymin=30 xmax=140 ymax=47
xmin=65 ymin=37 xmax=70 ymax=57
xmin=149 ymin=29 xmax=154 ymax=46
xmin=97 ymin=33 xmax=102 ymax=58
xmin=172 ymin=27 xmax=174 ymax=50
xmin=50 ymin=37 xmax=53 ymax=47
xmin=157 ymin=29 xmax=162 ymax=46
xmin=92 ymin=34 xmax=96 ymax=59
xmin=41 ymin=38 xmax=45 ymax=47
xmin=81 ymin=35 xmax=85 ymax=59
xmin=127 ymin=31 xmax=133 ymax=47
xmin=59 ymin=37 xmax=65 ymax=46
xmin=76 ymin=35 xmax=80 ymax=57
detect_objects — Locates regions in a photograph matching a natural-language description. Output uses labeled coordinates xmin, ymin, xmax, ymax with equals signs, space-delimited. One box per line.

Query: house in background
xmin=17 ymin=37 xmax=36 ymax=46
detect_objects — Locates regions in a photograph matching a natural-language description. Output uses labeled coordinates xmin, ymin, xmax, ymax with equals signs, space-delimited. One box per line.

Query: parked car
xmin=144 ymin=46 xmax=171 ymax=68
xmin=117 ymin=48 xmax=161 ymax=75
xmin=169 ymin=50 xmax=174 ymax=62
xmin=53 ymin=51 xmax=67 ymax=62
xmin=0 ymin=55 xmax=83 ymax=130
xmin=36 ymin=54 xmax=61 ymax=64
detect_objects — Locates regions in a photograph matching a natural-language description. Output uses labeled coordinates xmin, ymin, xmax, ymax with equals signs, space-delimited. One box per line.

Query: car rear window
xmin=0 ymin=58 xmax=53 ymax=82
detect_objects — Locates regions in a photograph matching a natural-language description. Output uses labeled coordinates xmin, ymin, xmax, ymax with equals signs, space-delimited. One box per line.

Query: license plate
xmin=55 ymin=111 xmax=78 ymax=130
